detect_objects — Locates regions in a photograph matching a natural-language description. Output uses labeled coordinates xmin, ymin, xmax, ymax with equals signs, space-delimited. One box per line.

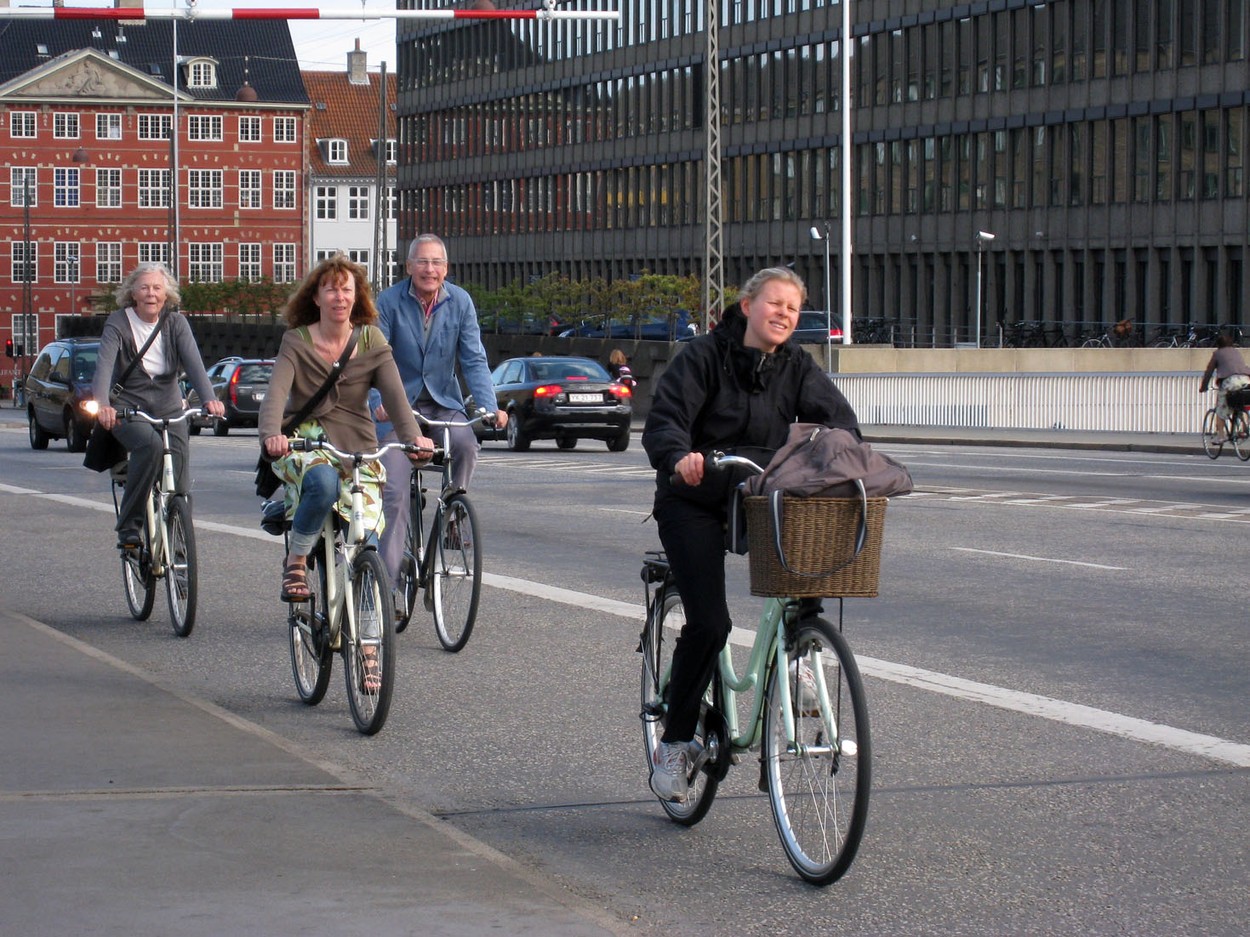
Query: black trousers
xmin=111 ymin=420 xmax=190 ymax=538
xmin=654 ymin=490 xmax=733 ymax=744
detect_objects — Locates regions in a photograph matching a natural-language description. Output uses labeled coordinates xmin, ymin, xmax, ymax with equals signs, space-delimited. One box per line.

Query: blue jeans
xmin=288 ymin=463 xmax=339 ymax=557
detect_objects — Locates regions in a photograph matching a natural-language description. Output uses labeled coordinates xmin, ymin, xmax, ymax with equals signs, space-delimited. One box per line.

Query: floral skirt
xmin=271 ymin=420 xmax=387 ymax=535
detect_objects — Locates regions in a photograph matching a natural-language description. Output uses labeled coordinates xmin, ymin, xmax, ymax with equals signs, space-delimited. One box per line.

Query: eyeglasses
xmin=412 ymin=258 xmax=448 ymax=268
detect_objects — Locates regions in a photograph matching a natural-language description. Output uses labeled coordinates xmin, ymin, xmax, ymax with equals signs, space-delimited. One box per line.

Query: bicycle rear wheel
xmin=343 ymin=550 xmax=395 ymax=735
xmin=1230 ymin=410 xmax=1250 ymax=462
xmin=640 ymin=589 xmax=718 ymax=825
xmin=289 ymin=552 xmax=332 ymax=705
xmin=432 ymin=494 xmax=482 ymax=652
xmin=396 ymin=473 xmax=423 ymax=635
xmin=1202 ymin=408 xmax=1223 ymax=459
xmin=163 ymin=495 xmax=197 ymax=638
xmin=763 ymin=615 xmax=871 ymax=885
xmin=121 ymin=506 xmax=156 ymax=621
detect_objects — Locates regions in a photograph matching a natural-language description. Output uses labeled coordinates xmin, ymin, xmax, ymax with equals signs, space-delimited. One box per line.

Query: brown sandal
xmin=281 ymin=560 xmax=310 ymax=602
xmin=360 ymin=648 xmax=381 ymax=695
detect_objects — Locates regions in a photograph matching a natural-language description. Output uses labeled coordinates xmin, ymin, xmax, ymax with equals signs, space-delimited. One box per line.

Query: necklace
xmin=311 ymin=324 xmax=352 ymax=365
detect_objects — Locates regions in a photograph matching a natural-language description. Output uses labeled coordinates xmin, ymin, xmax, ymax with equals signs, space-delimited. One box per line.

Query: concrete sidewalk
xmin=0 ymin=610 xmax=622 ymax=937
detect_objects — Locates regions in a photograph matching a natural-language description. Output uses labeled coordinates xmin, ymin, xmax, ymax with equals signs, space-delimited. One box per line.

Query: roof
xmin=0 ymin=19 xmax=307 ymax=104
xmin=303 ymin=69 xmax=396 ymax=180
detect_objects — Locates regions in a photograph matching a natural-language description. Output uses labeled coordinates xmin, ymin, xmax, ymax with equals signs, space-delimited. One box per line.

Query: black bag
xmin=83 ymin=423 xmax=127 ymax=473
xmin=255 ymin=455 xmax=281 ymax=499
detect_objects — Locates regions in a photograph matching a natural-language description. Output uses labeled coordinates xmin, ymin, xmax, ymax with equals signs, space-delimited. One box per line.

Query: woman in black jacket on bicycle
xmin=641 ymin=267 xmax=860 ymax=803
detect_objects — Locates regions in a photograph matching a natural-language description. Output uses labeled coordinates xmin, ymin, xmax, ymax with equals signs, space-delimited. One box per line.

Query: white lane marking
xmin=952 ymin=547 xmax=1129 ymax=571
xmin=10 ymin=487 xmax=1248 ymax=768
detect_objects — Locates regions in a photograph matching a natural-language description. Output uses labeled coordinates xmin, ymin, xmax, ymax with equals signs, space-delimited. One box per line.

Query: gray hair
xmin=740 ymin=267 xmax=806 ymax=304
xmin=114 ymin=262 xmax=180 ymax=309
xmin=406 ymin=233 xmax=448 ymax=261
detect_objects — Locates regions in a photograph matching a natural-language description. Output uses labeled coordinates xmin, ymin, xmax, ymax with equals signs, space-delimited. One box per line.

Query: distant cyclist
xmin=1198 ymin=331 xmax=1250 ymax=440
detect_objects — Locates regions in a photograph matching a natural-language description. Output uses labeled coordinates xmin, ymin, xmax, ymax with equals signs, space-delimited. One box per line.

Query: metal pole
xmin=823 ymin=225 xmax=832 ymax=371
xmin=975 ymin=240 xmax=983 ymax=349
xmin=839 ymin=0 xmax=852 ymax=345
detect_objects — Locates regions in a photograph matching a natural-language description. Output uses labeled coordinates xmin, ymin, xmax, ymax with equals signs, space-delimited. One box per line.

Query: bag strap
xmin=281 ymin=326 xmax=359 ymax=435
xmin=109 ymin=310 xmax=168 ymax=401
xmin=769 ymin=478 xmax=870 ymax=578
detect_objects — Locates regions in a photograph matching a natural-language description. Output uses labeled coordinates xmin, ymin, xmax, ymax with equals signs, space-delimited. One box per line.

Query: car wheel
xmin=506 ymin=414 xmax=531 ymax=452
xmin=556 ymin=435 xmax=577 ymax=450
xmin=65 ymin=413 xmax=88 ymax=453
xmin=607 ymin=428 xmax=631 ymax=452
xmin=28 ymin=410 xmax=49 ymax=450
xmin=213 ymin=418 xmax=230 ymax=437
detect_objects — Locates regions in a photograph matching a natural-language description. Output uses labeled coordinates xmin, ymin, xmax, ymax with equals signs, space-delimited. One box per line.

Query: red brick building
xmin=0 ymin=12 xmax=309 ymax=358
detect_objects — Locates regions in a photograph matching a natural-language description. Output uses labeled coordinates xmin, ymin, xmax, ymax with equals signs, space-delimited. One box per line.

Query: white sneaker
xmin=791 ymin=660 xmax=821 ymax=716
xmin=649 ymin=740 xmax=689 ymax=803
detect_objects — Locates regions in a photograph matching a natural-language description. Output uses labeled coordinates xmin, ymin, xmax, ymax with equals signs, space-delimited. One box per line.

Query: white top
xmin=124 ymin=308 xmax=167 ymax=378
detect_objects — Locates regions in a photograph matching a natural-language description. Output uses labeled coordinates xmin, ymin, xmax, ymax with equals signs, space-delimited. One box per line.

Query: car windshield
xmin=531 ymin=360 xmax=610 ymax=382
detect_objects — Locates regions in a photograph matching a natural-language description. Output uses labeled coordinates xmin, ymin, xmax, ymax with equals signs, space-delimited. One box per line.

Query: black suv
xmin=26 ymin=337 xmax=101 ymax=452
xmin=186 ymin=356 xmax=274 ymax=436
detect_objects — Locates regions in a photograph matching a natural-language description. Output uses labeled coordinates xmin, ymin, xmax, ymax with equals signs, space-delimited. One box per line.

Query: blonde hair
xmin=739 ymin=267 xmax=807 ymax=305
xmin=609 ymin=348 xmax=627 ymax=367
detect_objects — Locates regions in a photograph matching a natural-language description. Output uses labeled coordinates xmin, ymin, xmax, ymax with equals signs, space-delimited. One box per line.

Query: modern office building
xmin=396 ymin=0 xmax=1250 ymax=345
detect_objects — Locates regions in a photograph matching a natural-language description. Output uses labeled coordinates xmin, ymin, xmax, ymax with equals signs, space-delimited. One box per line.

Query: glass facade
xmin=397 ymin=0 xmax=1250 ymax=344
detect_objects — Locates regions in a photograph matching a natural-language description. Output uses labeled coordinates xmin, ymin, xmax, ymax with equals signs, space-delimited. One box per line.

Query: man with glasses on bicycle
xmin=371 ymin=234 xmax=507 ymax=603
xmin=641 ymin=267 xmax=860 ymax=803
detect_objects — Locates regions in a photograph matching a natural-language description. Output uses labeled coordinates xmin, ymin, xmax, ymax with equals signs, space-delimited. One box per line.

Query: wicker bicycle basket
xmin=744 ymin=494 xmax=887 ymax=598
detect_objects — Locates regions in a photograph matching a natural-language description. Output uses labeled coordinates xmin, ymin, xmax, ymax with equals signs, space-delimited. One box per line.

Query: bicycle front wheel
xmin=1202 ymin=408 xmax=1224 ymax=459
xmin=164 ymin=496 xmax=197 ymax=638
xmin=640 ymin=589 xmax=718 ymax=826
xmin=763 ymin=615 xmax=871 ymax=886
xmin=432 ymin=494 xmax=482 ymax=652
xmin=396 ymin=473 xmax=423 ymax=635
xmin=289 ymin=552 xmax=332 ymax=705
xmin=1230 ymin=410 xmax=1250 ymax=462
xmin=121 ymin=517 xmax=156 ymax=621
xmin=343 ymin=550 xmax=395 ymax=735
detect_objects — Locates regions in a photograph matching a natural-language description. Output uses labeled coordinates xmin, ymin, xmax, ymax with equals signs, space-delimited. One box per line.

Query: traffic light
xmin=5 ymin=338 xmax=13 ymax=358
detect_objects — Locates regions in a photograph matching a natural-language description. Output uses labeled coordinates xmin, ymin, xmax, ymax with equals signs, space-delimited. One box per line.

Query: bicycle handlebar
xmin=669 ymin=450 xmax=765 ymax=487
xmin=117 ymin=407 xmax=203 ymax=427
xmin=289 ymin=437 xmax=440 ymax=463
xmin=413 ymin=407 xmax=496 ymax=429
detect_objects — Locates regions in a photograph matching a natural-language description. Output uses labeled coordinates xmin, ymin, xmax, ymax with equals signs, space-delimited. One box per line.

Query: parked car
xmin=562 ymin=312 xmax=692 ymax=341
xmin=186 ymin=356 xmax=274 ymax=436
xmin=792 ymin=310 xmax=844 ymax=345
xmin=469 ymin=355 xmax=633 ymax=452
xmin=25 ymin=337 xmax=100 ymax=452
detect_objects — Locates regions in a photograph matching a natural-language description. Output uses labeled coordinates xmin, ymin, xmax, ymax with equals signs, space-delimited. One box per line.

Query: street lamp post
xmin=974 ymin=230 xmax=995 ymax=348
xmin=810 ymin=223 xmax=833 ymax=371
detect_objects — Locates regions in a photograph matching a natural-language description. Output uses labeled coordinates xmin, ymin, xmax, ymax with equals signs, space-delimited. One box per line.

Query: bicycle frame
xmin=409 ymin=410 xmax=489 ymax=587
xmin=113 ymin=408 xmax=200 ymax=571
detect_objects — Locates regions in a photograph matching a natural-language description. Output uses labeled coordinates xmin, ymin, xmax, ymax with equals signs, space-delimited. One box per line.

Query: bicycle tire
xmin=396 ymin=473 xmax=423 ymax=635
xmin=432 ymin=494 xmax=482 ymax=652
xmin=343 ymin=549 xmax=395 ymax=735
xmin=1231 ymin=410 xmax=1250 ymax=462
xmin=1202 ymin=408 xmax=1223 ymax=459
xmin=120 ymin=501 xmax=156 ymax=621
xmin=763 ymin=615 xmax=871 ymax=886
xmin=640 ymin=588 xmax=718 ymax=826
xmin=164 ymin=495 xmax=197 ymax=638
xmin=288 ymin=552 xmax=333 ymax=705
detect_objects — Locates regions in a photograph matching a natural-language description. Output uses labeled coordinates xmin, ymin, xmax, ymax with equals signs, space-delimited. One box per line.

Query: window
xmin=95 ymin=168 xmax=122 ymax=208
xmin=273 ymin=244 xmax=297 ymax=282
xmin=10 ymin=111 xmax=36 ymax=138
xmin=138 ymin=242 xmax=170 ymax=266
xmin=96 ymin=242 xmax=122 ymax=284
xmin=54 ymin=242 xmax=80 ymax=283
xmin=315 ymin=185 xmax=338 ymax=219
xmin=53 ymin=113 xmax=80 ymax=139
xmin=188 ymin=169 xmax=223 ymax=208
xmin=239 ymin=170 xmax=262 ymax=209
xmin=273 ymin=117 xmax=297 ymax=143
xmin=326 ymin=139 xmax=348 ymax=163
xmin=11 ymin=168 xmax=36 ymax=207
xmin=53 ymin=168 xmax=80 ymax=207
xmin=11 ymin=242 xmax=36 ymax=283
xmin=239 ymin=243 xmax=262 ymax=281
xmin=238 ymin=116 xmax=262 ymax=142
xmin=138 ymin=114 xmax=172 ymax=140
xmin=187 ymin=115 xmax=223 ymax=141
xmin=187 ymin=60 xmax=217 ymax=88
xmin=273 ymin=171 xmax=296 ymax=209
xmin=138 ymin=169 xmax=171 ymax=208
xmin=384 ymin=139 xmax=397 ymax=163
xmin=348 ymin=186 xmax=370 ymax=220
xmin=187 ymin=243 xmax=223 ymax=282
xmin=96 ymin=114 xmax=122 ymax=140
xmin=348 ymin=249 xmax=371 ymax=276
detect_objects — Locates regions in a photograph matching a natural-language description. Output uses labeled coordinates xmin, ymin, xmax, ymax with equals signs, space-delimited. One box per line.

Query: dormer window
xmin=372 ymin=139 xmax=397 ymax=164
xmin=327 ymin=139 xmax=348 ymax=164
xmin=184 ymin=58 xmax=219 ymax=89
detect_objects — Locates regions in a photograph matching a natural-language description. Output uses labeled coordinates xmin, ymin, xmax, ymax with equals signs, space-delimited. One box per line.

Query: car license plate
xmin=568 ymin=392 xmax=601 ymax=404
xmin=252 ymin=392 xmax=266 ymax=401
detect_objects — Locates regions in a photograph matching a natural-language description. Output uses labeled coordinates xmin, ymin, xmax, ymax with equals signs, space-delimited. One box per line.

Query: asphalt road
xmin=2 ymin=421 xmax=1248 ymax=935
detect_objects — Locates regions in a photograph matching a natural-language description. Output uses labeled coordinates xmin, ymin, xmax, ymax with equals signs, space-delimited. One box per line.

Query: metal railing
xmin=834 ymin=371 xmax=1203 ymax=435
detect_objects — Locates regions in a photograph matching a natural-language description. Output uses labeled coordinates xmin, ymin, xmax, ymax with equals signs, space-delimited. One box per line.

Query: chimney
xmin=115 ymin=0 xmax=146 ymax=25
xmin=347 ymin=39 xmax=368 ymax=85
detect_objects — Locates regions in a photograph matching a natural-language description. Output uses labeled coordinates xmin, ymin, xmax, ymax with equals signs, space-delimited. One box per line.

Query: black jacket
xmin=642 ymin=305 xmax=860 ymax=505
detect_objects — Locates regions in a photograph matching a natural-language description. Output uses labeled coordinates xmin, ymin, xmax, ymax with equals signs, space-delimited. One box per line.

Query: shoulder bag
xmin=83 ymin=312 xmax=169 ymax=472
